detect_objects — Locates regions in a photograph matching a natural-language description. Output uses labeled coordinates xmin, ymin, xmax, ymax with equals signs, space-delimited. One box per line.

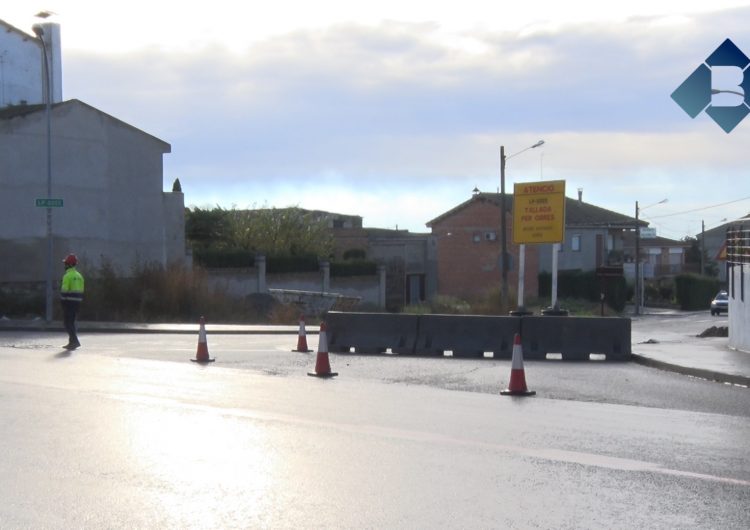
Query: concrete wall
xmin=204 ymin=267 xmax=383 ymax=307
xmin=0 ymin=21 xmax=62 ymax=107
xmin=0 ymin=100 xmax=184 ymax=281
xmin=728 ymin=264 xmax=750 ymax=353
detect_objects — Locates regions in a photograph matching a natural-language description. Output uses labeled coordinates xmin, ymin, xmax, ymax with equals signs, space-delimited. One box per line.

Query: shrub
xmin=0 ymin=283 xmax=44 ymax=318
xmin=193 ymin=248 xmax=255 ymax=268
xmin=80 ymin=262 xmax=273 ymax=323
xmin=674 ymin=274 xmax=720 ymax=310
xmin=266 ymin=255 xmax=319 ymax=273
xmin=342 ymin=248 xmax=366 ymax=260
xmin=330 ymin=260 xmax=378 ymax=277
xmin=538 ymin=270 xmax=627 ymax=312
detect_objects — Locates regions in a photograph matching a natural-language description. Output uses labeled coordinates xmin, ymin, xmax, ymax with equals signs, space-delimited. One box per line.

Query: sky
xmin=4 ymin=1 xmax=750 ymax=238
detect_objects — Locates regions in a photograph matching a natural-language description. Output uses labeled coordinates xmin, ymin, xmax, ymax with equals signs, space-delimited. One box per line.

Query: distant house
xmin=538 ymin=190 xmax=645 ymax=274
xmin=288 ymin=209 xmax=436 ymax=309
xmin=426 ymin=192 xmax=541 ymax=301
xmin=426 ymin=189 xmax=655 ymax=301
xmin=621 ymin=233 xmax=692 ymax=280
xmin=0 ymin=99 xmax=185 ymax=283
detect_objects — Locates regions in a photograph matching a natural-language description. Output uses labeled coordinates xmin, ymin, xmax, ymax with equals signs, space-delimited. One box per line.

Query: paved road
xmin=1 ymin=330 xmax=749 ymax=529
xmin=631 ymin=310 xmax=750 ymax=387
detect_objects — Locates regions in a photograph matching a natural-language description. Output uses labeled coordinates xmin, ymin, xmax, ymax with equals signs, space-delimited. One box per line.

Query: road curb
xmin=631 ymin=353 xmax=750 ymax=387
xmin=0 ymin=323 xmax=303 ymax=335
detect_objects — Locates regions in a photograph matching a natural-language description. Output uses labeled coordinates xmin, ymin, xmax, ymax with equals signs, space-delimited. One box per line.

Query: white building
xmin=0 ymin=19 xmax=62 ymax=106
xmin=727 ymin=219 xmax=750 ymax=353
xmin=0 ymin=18 xmax=185 ymax=286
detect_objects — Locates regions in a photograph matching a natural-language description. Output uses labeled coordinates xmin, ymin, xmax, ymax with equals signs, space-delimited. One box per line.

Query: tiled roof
xmin=564 ymin=196 xmax=641 ymax=228
xmin=427 ymin=192 xmax=645 ymax=228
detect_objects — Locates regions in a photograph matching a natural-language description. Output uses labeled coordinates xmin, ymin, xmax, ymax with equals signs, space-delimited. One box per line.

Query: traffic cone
xmin=191 ymin=316 xmax=215 ymax=363
xmin=292 ymin=314 xmax=312 ymax=352
xmin=501 ymin=333 xmax=535 ymax=396
xmin=307 ymin=322 xmax=338 ymax=378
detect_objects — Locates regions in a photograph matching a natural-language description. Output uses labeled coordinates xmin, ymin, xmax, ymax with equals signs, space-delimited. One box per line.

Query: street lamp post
xmin=500 ymin=140 xmax=544 ymax=310
xmin=32 ymin=24 xmax=54 ymax=322
xmin=634 ymin=198 xmax=667 ymax=316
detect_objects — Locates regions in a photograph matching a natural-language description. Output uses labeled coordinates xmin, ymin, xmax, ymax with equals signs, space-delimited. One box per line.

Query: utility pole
xmin=499 ymin=146 xmax=508 ymax=309
xmin=701 ymin=220 xmax=705 ymax=275
xmin=634 ymin=201 xmax=640 ymax=316
xmin=33 ymin=24 xmax=54 ymax=322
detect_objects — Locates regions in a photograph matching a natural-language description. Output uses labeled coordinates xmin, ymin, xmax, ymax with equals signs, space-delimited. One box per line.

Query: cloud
xmin=60 ymin=7 xmax=750 ymax=233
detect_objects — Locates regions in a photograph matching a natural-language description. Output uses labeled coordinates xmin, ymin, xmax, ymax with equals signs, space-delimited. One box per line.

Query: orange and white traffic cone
xmin=501 ymin=333 xmax=535 ymax=396
xmin=292 ymin=314 xmax=312 ymax=353
xmin=191 ymin=316 xmax=215 ymax=363
xmin=307 ymin=322 xmax=338 ymax=378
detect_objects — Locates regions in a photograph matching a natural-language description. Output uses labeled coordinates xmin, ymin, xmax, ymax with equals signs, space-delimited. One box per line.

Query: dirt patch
xmin=697 ymin=326 xmax=728 ymax=338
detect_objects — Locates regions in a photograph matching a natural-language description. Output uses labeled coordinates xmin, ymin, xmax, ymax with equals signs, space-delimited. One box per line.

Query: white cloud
xmin=13 ymin=4 xmax=750 ymax=236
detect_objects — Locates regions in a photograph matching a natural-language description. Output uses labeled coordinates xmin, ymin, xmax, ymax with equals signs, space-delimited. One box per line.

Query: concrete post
xmin=321 ymin=261 xmax=330 ymax=293
xmin=256 ymin=255 xmax=267 ymax=293
xmin=378 ymin=265 xmax=387 ymax=309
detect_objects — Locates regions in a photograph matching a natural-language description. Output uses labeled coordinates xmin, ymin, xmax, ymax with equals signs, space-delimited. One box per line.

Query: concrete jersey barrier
xmin=325 ymin=312 xmax=631 ymax=361
xmin=415 ymin=314 xmax=520 ymax=358
xmin=326 ymin=312 xmax=419 ymax=354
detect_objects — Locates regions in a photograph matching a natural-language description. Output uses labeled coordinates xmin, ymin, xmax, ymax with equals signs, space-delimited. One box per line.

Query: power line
xmin=649 ymin=195 xmax=750 ymax=219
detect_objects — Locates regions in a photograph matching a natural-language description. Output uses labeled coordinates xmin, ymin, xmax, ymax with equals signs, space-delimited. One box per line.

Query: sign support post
xmin=512 ymin=180 xmax=566 ymax=315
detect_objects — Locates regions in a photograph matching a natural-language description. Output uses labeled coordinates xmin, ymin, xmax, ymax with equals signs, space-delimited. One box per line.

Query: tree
xmin=682 ymin=236 xmax=718 ymax=277
xmin=185 ymin=207 xmax=231 ymax=249
xmin=185 ymin=206 xmax=333 ymax=258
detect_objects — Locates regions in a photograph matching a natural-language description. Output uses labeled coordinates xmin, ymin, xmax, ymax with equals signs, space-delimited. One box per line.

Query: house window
xmin=572 ymin=235 xmax=581 ymax=252
xmin=484 ymin=231 xmax=497 ymax=241
xmin=473 ymin=232 xmax=481 ymax=243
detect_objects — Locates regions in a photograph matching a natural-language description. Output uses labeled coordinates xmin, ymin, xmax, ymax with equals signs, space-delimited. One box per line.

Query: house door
xmin=406 ymin=274 xmax=425 ymax=304
xmin=596 ymin=235 xmax=604 ymax=267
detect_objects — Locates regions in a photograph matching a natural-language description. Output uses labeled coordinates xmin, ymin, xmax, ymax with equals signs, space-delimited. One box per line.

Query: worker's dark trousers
xmin=61 ymin=300 xmax=81 ymax=346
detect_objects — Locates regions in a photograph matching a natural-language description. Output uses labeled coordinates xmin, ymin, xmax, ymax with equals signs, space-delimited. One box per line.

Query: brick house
xmin=427 ymin=190 xmax=652 ymax=302
xmin=426 ymin=192 xmax=539 ymax=301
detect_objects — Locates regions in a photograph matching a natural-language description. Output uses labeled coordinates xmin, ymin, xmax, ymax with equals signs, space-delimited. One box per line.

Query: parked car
xmin=710 ymin=291 xmax=728 ymax=316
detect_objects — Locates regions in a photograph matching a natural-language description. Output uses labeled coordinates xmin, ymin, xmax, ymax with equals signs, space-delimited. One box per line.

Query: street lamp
xmin=32 ymin=23 xmax=54 ymax=322
xmin=634 ymin=198 xmax=667 ymax=316
xmin=500 ymin=140 xmax=544 ymax=309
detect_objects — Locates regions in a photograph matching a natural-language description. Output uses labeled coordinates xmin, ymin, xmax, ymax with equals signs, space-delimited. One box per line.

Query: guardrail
xmin=325 ymin=312 xmax=631 ymax=361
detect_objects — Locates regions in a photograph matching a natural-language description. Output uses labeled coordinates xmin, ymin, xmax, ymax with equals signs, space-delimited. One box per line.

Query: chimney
xmin=577 ymin=188 xmax=583 ymax=202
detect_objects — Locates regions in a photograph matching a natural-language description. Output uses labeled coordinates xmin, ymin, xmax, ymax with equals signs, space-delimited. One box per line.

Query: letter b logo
xmin=672 ymin=39 xmax=750 ymax=133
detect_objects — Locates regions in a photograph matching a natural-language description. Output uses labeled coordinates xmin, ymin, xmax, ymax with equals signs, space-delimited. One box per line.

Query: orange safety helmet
xmin=63 ymin=254 xmax=78 ymax=267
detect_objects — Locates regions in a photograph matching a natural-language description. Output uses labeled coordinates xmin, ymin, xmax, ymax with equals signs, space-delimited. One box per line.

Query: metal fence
xmin=727 ymin=223 xmax=750 ymax=265
xmin=727 ymin=222 xmax=749 ymax=303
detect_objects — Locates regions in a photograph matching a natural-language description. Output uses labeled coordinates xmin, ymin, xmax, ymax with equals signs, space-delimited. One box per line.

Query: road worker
xmin=60 ymin=254 xmax=84 ymax=350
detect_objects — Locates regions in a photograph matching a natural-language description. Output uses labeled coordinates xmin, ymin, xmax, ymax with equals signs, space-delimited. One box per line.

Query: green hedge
xmin=538 ymin=269 xmax=628 ymax=312
xmin=266 ymin=255 xmax=319 ymax=273
xmin=331 ymin=260 xmax=378 ymax=277
xmin=193 ymin=248 xmax=255 ymax=268
xmin=674 ymin=274 xmax=720 ymax=310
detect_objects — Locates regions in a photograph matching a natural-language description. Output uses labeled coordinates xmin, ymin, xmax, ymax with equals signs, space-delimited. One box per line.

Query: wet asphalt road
xmin=0 ymin=331 xmax=748 ymax=529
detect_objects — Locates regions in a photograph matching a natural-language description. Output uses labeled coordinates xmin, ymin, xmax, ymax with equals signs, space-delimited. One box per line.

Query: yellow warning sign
xmin=513 ymin=180 xmax=566 ymax=244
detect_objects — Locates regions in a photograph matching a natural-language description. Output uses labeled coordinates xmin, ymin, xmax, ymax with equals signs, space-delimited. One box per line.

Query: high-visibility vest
xmin=61 ymin=267 xmax=85 ymax=302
